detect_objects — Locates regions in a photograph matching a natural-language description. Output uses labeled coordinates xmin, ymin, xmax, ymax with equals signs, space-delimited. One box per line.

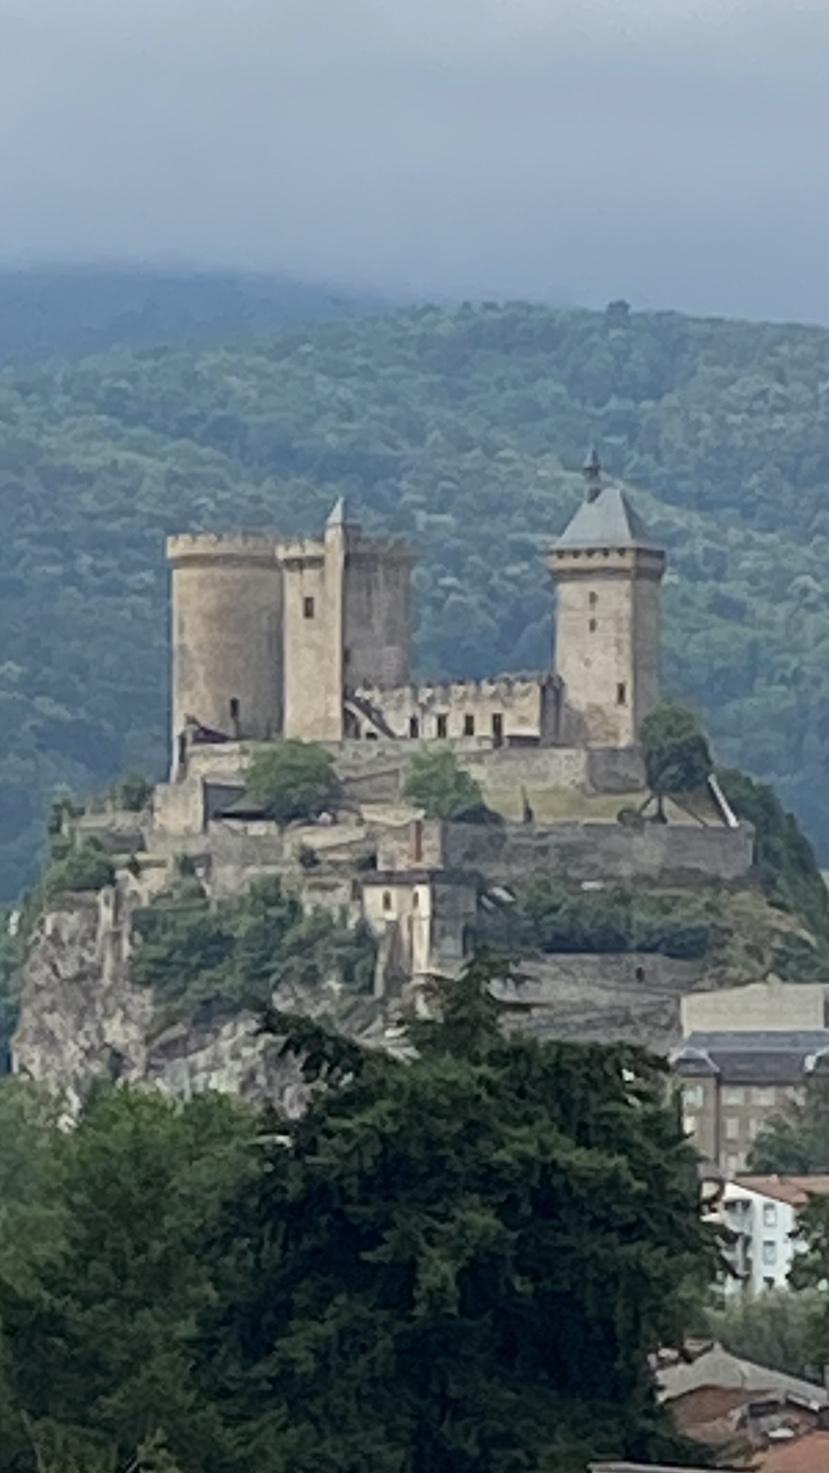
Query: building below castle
xmin=167 ymin=453 xmax=666 ymax=775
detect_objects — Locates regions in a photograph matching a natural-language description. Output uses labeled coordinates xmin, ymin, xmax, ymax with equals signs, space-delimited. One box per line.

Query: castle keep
xmin=168 ymin=454 xmax=666 ymax=771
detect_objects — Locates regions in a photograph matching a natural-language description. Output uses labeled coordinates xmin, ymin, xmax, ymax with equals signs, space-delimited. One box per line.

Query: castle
xmin=168 ymin=452 xmax=666 ymax=773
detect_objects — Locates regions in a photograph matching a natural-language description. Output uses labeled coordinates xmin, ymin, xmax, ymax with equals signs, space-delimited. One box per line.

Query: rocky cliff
xmin=12 ymin=887 xmax=384 ymax=1118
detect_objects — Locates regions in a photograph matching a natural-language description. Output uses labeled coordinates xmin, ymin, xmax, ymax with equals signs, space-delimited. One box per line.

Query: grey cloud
xmin=1 ymin=0 xmax=826 ymax=320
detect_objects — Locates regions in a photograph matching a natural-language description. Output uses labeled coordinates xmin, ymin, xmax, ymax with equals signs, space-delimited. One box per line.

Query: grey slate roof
xmin=678 ymin=1029 xmax=829 ymax=1085
xmin=555 ymin=484 xmax=661 ymax=551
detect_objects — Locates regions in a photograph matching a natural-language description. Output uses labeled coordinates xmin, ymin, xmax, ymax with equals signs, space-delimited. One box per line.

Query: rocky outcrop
xmin=11 ymin=888 xmax=382 ymax=1119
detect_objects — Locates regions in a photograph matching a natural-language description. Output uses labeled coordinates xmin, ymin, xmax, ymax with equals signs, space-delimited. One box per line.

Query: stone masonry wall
xmin=443 ymin=819 xmax=753 ymax=884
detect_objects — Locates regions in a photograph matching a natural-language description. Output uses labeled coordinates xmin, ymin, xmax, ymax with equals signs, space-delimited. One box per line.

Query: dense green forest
xmin=0 ymin=297 xmax=826 ymax=898
xmin=0 ymin=267 xmax=380 ymax=367
xmin=0 ymin=958 xmax=721 ymax=1473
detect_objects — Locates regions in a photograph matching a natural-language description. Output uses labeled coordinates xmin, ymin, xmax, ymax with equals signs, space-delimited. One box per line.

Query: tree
xmin=0 ymin=1087 xmax=257 ymax=1473
xmin=402 ymin=747 xmax=489 ymax=821
xmin=193 ymin=952 xmax=719 ymax=1472
xmin=43 ymin=837 xmax=116 ymax=897
xmin=245 ymin=740 xmax=340 ymax=825
xmin=748 ymin=1056 xmax=829 ymax=1175
xmin=704 ymin=1288 xmax=827 ymax=1384
xmin=639 ymin=702 xmax=712 ymax=821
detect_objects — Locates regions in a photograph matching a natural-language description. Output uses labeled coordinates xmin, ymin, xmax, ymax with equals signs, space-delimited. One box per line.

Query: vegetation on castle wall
xmin=245 ymin=740 xmax=340 ymax=824
xmin=130 ymin=875 xmax=376 ymax=1024
xmin=403 ymin=747 xmax=493 ymax=822
xmin=42 ymin=837 xmax=116 ymax=899
xmin=0 ymin=958 xmax=721 ymax=1472
xmin=494 ymin=877 xmax=718 ymax=960
xmin=0 ymin=300 xmax=826 ymax=899
xmin=639 ymin=700 xmax=712 ymax=818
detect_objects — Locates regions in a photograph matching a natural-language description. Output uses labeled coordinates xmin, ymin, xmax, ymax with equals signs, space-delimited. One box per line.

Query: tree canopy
xmin=0 ymin=956 xmax=722 ymax=1473
xmin=245 ymin=740 xmax=340 ymax=825
xmin=639 ymin=701 xmax=712 ymax=817
xmin=748 ymin=1057 xmax=829 ymax=1175
xmin=402 ymin=747 xmax=488 ymax=821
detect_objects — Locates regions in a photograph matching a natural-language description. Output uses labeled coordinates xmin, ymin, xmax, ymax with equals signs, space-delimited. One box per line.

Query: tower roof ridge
xmin=554 ymin=482 xmax=661 ymax=552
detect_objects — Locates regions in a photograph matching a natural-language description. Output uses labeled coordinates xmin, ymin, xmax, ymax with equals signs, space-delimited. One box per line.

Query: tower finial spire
xmin=582 ymin=445 xmax=602 ymax=503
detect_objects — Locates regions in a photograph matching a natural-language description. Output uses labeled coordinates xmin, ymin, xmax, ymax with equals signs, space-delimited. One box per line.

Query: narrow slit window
xmin=382 ymin=890 xmax=392 ymax=912
xmin=589 ymin=618 xmax=597 ymax=632
xmin=616 ymin=682 xmax=626 ymax=706
xmin=409 ymin=714 xmax=420 ymax=739
xmin=463 ymin=714 xmax=475 ymax=736
xmin=436 ymin=714 xmax=448 ymax=739
xmin=229 ymin=697 xmax=239 ymax=721
xmin=303 ymin=595 xmax=315 ymax=619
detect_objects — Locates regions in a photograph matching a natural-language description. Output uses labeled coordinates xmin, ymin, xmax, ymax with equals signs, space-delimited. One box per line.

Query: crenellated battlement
xmin=166 ymin=532 xmax=279 ymax=567
xmin=356 ymin=674 xmax=544 ymax=705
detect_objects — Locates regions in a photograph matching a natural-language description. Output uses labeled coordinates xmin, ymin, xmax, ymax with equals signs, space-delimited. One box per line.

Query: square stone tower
xmin=280 ymin=500 xmax=414 ymax=742
xmin=546 ymin=452 xmax=666 ymax=747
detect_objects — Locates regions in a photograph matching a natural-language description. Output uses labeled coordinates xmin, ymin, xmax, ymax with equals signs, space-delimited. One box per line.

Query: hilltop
xmin=0 ymin=298 xmax=826 ymax=897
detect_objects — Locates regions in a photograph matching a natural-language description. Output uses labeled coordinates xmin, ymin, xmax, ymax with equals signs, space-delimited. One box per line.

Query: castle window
xmin=589 ymin=618 xmax=597 ymax=632
xmin=303 ymin=595 xmax=315 ymax=619
xmin=463 ymin=714 xmax=475 ymax=736
xmin=616 ymin=682 xmax=626 ymax=705
xmin=589 ymin=592 xmax=598 ymax=607
xmin=492 ymin=713 xmax=504 ymax=748
xmin=382 ymin=890 xmax=393 ymax=912
xmin=436 ymin=714 xmax=448 ymax=739
xmin=412 ymin=891 xmax=420 ymax=910
xmin=229 ymin=697 xmax=239 ymax=720
xmin=409 ymin=715 xmax=420 ymax=739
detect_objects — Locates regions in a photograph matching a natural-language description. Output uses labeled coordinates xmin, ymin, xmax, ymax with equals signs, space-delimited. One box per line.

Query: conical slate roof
xmin=555 ymin=484 xmax=661 ymax=551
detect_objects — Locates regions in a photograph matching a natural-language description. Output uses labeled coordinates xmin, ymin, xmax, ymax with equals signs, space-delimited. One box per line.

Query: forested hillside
xmin=0 ymin=300 xmax=826 ymax=897
xmin=0 ymin=267 xmax=380 ymax=367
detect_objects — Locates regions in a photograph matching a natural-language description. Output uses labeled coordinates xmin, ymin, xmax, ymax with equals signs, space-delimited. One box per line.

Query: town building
xmin=672 ymin=1032 xmax=829 ymax=1176
xmin=721 ymin=1175 xmax=829 ymax=1295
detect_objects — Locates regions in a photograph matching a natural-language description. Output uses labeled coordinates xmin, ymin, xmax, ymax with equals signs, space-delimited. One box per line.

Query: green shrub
xmin=130 ymin=876 xmax=376 ymax=1023
xmin=246 ymin=742 xmax=340 ymax=825
xmin=402 ymin=748 xmax=489 ymax=821
xmin=116 ymin=772 xmax=154 ymax=812
xmin=500 ymin=878 xmax=713 ymax=959
xmin=43 ymin=839 xmax=116 ymax=897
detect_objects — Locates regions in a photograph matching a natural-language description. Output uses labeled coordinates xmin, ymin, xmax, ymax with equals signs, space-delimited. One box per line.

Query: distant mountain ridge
xmin=0 ymin=266 xmax=386 ymax=366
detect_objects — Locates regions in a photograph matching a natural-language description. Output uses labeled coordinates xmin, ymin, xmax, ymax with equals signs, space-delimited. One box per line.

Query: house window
xmin=436 ymin=714 xmax=448 ymax=739
xmin=682 ymin=1115 xmax=696 ymax=1137
xmin=616 ymin=682 xmax=626 ymax=706
xmin=725 ymin=1154 xmax=740 ymax=1176
xmin=724 ymin=1116 xmax=740 ymax=1140
xmin=752 ymin=1087 xmax=775 ymax=1106
xmin=463 ymin=714 xmax=475 ymax=736
xmin=762 ymin=1241 xmax=777 ymax=1267
xmin=589 ymin=618 xmax=597 ymax=632
xmin=683 ymin=1084 xmax=704 ymax=1109
xmin=303 ymin=595 xmax=315 ymax=619
xmin=722 ymin=1087 xmax=745 ymax=1106
xmin=382 ymin=891 xmax=393 ymax=913
xmin=409 ymin=715 xmax=419 ymax=738
xmin=763 ymin=1203 xmax=777 ymax=1227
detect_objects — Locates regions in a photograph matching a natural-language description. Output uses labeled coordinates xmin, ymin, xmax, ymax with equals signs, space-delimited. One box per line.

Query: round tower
xmin=166 ymin=534 xmax=283 ymax=763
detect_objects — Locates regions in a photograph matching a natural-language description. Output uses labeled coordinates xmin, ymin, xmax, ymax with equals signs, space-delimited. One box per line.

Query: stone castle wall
xmin=442 ymin=819 xmax=753 ymax=884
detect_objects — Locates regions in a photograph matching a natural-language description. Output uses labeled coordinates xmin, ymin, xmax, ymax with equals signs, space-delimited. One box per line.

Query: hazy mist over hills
xmin=1 ymin=0 xmax=826 ymax=325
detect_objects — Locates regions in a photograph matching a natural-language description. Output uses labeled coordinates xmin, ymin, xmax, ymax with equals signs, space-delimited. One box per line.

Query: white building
xmin=721 ymin=1175 xmax=829 ymax=1297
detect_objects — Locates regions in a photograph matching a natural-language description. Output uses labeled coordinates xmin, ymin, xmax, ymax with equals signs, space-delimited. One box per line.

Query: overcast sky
xmin=1 ymin=0 xmax=826 ymax=322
